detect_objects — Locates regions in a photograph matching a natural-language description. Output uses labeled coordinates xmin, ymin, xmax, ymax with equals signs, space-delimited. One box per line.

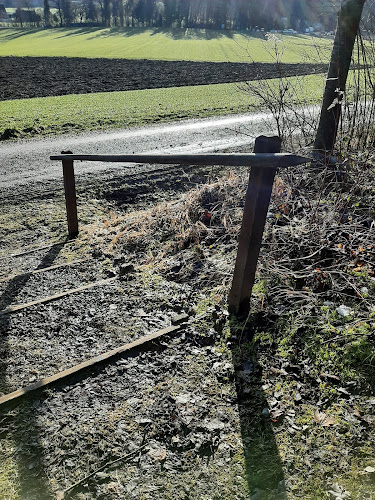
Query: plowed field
xmin=0 ymin=56 xmax=327 ymax=100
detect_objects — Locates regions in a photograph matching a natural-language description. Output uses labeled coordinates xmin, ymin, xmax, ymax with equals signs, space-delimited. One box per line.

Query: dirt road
xmin=0 ymin=112 xmax=281 ymax=190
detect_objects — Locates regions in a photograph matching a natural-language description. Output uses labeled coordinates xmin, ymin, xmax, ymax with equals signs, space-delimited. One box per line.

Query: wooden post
xmin=228 ymin=136 xmax=282 ymax=315
xmin=62 ymin=157 xmax=78 ymax=237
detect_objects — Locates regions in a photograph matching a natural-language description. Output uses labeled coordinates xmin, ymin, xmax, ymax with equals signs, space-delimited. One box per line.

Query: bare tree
xmin=102 ymin=0 xmax=111 ymax=25
xmin=84 ymin=0 xmax=98 ymax=21
xmin=314 ymin=0 xmax=367 ymax=154
xmin=51 ymin=0 xmax=64 ymax=26
xmin=43 ymin=0 xmax=51 ymax=25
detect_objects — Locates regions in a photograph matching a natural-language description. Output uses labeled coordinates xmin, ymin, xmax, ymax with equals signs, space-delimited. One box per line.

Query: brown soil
xmin=0 ymin=56 xmax=327 ymax=101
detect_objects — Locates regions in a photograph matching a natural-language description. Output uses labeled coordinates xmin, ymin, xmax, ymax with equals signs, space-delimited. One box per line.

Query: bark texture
xmin=314 ymin=0 xmax=366 ymax=154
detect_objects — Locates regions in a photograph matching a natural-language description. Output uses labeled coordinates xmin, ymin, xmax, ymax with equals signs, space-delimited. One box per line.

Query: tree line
xmin=11 ymin=0 xmax=338 ymax=32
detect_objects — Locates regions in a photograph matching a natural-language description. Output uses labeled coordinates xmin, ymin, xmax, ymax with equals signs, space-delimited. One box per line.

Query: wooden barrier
xmin=228 ymin=136 xmax=281 ymax=314
xmin=51 ymin=139 xmax=310 ymax=314
xmin=62 ymin=158 xmax=78 ymax=237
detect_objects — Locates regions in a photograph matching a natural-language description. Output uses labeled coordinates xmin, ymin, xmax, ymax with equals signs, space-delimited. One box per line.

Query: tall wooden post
xmin=314 ymin=0 xmax=366 ymax=154
xmin=62 ymin=158 xmax=78 ymax=237
xmin=228 ymin=136 xmax=281 ymax=315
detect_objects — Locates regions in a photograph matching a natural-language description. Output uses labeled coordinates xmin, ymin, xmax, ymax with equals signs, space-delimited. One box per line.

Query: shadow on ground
xmin=0 ymin=239 xmax=69 ymax=499
xmin=0 ymin=26 xmax=255 ymax=41
xmin=95 ymin=164 xmax=223 ymax=209
xmin=0 ymin=28 xmax=40 ymax=40
xmin=227 ymin=315 xmax=287 ymax=499
xmin=81 ymin=26 xmax=242 ymax=40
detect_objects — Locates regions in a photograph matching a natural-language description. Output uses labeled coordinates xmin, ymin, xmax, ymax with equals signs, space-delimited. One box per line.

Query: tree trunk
xmin=313 ymin=0 xmax=366 ymax=154
xmin=119 ymin=0 xmax=124 ymax=26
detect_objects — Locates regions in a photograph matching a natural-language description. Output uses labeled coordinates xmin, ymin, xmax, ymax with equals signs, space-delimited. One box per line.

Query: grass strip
xmin=0 ymin=75 xmax=325 ymax=140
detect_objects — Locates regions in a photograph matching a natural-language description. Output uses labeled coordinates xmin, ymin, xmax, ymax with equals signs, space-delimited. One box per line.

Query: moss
xmin=0 ymin=438 xmax=20 ymax=500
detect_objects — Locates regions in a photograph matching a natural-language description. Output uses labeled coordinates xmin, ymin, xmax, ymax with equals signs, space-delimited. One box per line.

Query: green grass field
xmin=0 ymin=27 xmax=343 ymax=141
xmin=0 ymin=27 xmax=332 ymax=63
xmin=0 ymin=27 xmax=334 ymax=140
xmin=0 ymin=75 xmax=326 ymax=140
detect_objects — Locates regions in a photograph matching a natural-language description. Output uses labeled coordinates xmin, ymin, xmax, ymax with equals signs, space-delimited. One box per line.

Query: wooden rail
xmin=50 ymin=152 xmax=308 ymax=168
xmin=50 ymin=138 xmax=310 ymax=314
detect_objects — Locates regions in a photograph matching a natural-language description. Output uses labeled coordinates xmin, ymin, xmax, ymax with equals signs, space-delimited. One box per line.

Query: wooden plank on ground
xmin=8 ymin=240 xmax=74 ymax=259
xmin=0 ymin=277 xmax=117 ymax=316
xmin=0 ymin=259 xmax=86 ymax=283
xmin=0 ymin=314 xmax=188 ymax=407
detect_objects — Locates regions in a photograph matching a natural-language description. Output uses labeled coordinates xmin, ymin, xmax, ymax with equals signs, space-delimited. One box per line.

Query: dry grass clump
xmin=97 ymin=169 xmax=249 ymax=265
xmin=258 ymin=155 xmax=375 ymax=320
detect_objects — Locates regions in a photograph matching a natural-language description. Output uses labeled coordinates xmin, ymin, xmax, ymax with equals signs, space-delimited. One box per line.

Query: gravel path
xmin=0 ymin=111 xmax=285 ymax=189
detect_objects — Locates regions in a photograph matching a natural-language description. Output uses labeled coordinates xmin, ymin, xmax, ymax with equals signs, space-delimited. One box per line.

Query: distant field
xmin=0 ymin=75 xmax=325 ymax=140
xmin=0 ymin=28 xmax=332 ymax=63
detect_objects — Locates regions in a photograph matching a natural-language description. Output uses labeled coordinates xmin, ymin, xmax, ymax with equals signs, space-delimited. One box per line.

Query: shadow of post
xmin=229 ymin=316 xmax=287 ymax=500
xmin=0 ymin=239 xmax=69 ymax=499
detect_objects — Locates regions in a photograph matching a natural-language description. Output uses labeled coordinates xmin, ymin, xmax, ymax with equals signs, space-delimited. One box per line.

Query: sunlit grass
xmin=0 ymin=75 xmax=325 ymax=140
xmin=0 ymin=27 xmax=332 ymax=63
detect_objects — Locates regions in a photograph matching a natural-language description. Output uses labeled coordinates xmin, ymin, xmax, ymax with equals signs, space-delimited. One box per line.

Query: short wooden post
xmin=228 ymin=136 xmax=282 ymax=315
xmin=62 ymin=157 xmax=78 ymax=237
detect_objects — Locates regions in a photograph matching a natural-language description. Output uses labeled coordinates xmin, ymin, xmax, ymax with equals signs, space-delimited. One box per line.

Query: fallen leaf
xmin=327 ymin=482 xmax=351 ymax=499
xmin=294 ymin=392 xmax=303 ymax=403
xmin=148 ymin=447 xmax=167 ymax=462
xmin=95 ymin=472 xmax=108 ymax=481
xmin=270 ymin=408 xmax=284 ymax=423
xmin=314 ymin=409 xmax=335 ymax=426
xmin=337 ymin=387 xmax=351 ymax=398
xmin=204 ymin=419 xmax=225 ymax=431
xmin=364 ymin=466 xmax=375 ymax=474
xmin=320 ymin=373 xmax=341 ymax=384
xmin=270 ymin=408 xmax=283 ymax=417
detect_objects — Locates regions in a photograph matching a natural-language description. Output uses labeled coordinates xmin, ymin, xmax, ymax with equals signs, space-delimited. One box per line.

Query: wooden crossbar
xmin=50 ymin=152 xmax=310 ymax=168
